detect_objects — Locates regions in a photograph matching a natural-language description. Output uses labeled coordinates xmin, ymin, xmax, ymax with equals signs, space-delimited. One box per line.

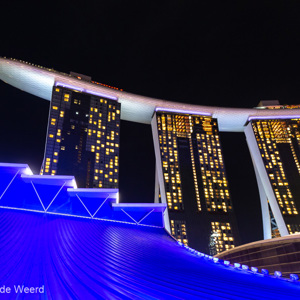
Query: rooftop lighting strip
xmin=248 ymin=115 xmax=300 ymax=121
xmin=55 ymin=82 xmax=118 ymax=101
xmin=55 ymin=82 xmax=84 ymax=92
xmin=22 ymin=175 xmax=75 ymax=180
xmin=67 ymin=188 xmax=118 ymax=196
xmin=85 ymin=89 xmax=118 ymax=101
xmin=155 ymin=107 xmax=212 ymax=116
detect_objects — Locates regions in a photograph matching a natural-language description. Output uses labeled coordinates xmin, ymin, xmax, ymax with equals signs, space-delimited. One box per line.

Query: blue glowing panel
xmin=76 ymin=194 xmax=110 ymax=216
xmin=109 ymin=210 xmax=138 ymax=224
xmin=0 ymin=175 xmax=44 ymax=211
xmin=48 ymin=195 xmax=90 ymax=217
xmin=138 ymin=211 xmax=163 ymax=227
xmin=0 ymin=164 xmax=32 ymax=198
xmin=32 ymin=183 xmax=63 ymax=210
xmin=111 ymin=204 xmax=166 ymax=227
xmin=0 ymin=171 xmax=17 ymax=197
xmin=120 ymin=209 xmax=153 ymax=224
xmin=47 ymin=186 xmax=90 ymax=217
xmin=93 ymin=198 xmax=118 ymax=220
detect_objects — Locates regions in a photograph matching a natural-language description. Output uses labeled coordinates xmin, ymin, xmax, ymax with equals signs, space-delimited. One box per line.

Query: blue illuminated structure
xmin=0 ymin=163 xmax=165 ymax=227
xmin=0 ymin=163 xmax=300 ymax=299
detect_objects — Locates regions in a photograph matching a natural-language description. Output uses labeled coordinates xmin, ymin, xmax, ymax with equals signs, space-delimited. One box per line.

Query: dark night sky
xmin=1 ymin=1 xmax=300 ymax=244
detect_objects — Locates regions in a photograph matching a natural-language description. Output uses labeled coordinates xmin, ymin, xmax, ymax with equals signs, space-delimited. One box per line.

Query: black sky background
xmin=1 ymin=1 xmax=300 ymax=244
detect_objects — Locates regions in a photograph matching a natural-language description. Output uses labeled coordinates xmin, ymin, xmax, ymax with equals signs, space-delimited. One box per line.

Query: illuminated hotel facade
xmin=41 ymin=83 xmax=120 ymax=188
xmin=2 ymin=58 xmax=300 ymax=251
xmin=152 ymin=111 xmax=239 ymax=254
xmin=245 ymin=101 xmax=300 ymax=239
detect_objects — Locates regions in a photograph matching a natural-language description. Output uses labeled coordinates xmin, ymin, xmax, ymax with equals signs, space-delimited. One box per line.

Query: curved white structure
xmin=2 ymin=57 xmax=300 ymax=131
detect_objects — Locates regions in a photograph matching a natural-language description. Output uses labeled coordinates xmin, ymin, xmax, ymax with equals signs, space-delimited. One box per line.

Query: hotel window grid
xmin=287 ymin=224 xmax=300 ymax=234
xmin=211 ymin=222 xmax=235 ymax=254
xmin=156 ymin=112 xmax=233 ymax=213
xmin=41 ymin=86 xmax=120 ymax=188
xmin=251 ymin=120 xmax=300 ymax=215
xmin=170 ymin=220 xmax=188 ymax=246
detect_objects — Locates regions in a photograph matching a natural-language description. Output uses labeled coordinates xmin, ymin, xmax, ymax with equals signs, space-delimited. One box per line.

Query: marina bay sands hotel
xmin=1 ymin=57 xmax=300 ymax=255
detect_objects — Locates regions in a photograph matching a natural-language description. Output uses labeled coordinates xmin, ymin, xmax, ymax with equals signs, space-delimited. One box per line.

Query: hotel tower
xmin=152 ymin=110 xmax=239 ymax=255
xmin=40 ymin=73 xmax=121 ymax=188
xmin=245 ymin=101 xmax=300 ymax=239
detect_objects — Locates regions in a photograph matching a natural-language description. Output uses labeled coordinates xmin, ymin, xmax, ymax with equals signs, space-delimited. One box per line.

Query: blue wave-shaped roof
xmin=0 ymin=162 xmax=300 ymax=299
xmin=0 ymin=208 xmax=300 ymax=299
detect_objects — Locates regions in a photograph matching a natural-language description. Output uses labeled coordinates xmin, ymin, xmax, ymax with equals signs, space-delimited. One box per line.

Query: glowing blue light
xmin=213 ymin=258 xmax=219 ymax=263
xmin=242 ymin=265 xmax=249 ymax=270
xmin=224 ymin=260 xmax=230 ymax=266
xmin=274 ymin=271 xmax=282 ymax=278
xmin=234 ymin=263 xmax=241 ymax=268
xmin=261 ymin=269 xmax=269 ymax=275
xmin=251 ymin=267 xmax=258 ymax=273
xmin=290 ymin=274 xmax=299 ymax=281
